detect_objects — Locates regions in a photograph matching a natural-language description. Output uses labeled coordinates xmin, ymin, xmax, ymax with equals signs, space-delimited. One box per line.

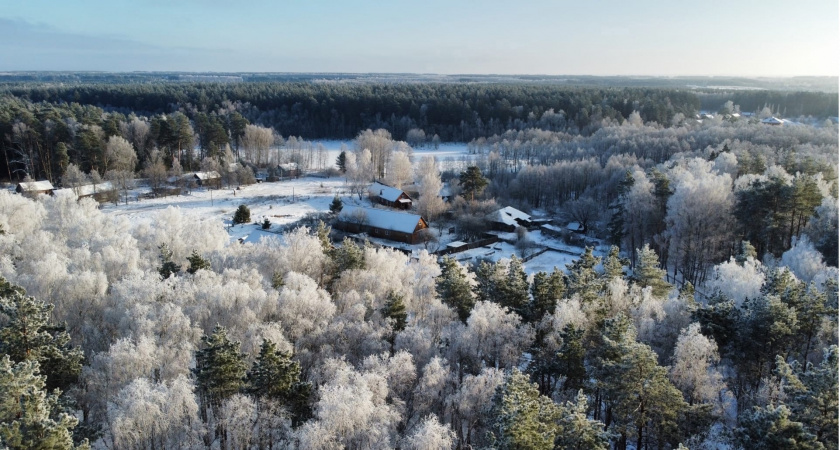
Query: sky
xmin=1 ymin=0 xmax=838 ymax=76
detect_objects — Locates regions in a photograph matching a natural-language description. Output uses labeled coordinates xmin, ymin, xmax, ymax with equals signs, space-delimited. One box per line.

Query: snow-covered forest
xmin=0 ymin=80 xmax=837 ymax=449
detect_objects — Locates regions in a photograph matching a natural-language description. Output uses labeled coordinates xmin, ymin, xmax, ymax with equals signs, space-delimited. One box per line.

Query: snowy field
xmin=101 ymin=141 xmax=592 ymax=274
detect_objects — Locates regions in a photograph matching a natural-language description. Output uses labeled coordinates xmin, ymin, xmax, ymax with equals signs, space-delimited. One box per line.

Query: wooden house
xmin=191 ymin=171 xmax=221 ymax=188
xmin=16 ymin=180 xmax=54 ymax=197
xmin=277 ymin=163 xmax=301 ymax=179
xmin=485 ymin=206 xmax=533 ymax=232
xmin=335 ymin=205 xmax=428 ymax=244
xmin=368 ymin=182 xmax=412 ymax=209
xmin=53 ymin=181 xmax=115 ymax=202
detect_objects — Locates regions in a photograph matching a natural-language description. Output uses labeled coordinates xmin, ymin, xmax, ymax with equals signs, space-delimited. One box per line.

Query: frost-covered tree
xmin=385 ymin=151 xmax=413 ymax=189
xmin=632 ymin=244 xmax=673 ymax=299
xmin=403 ymin=415 xmax=455 ymax=450
xmin=0 ymin=277 xmax=83 ymax=392
xmin=670 ymin=323 xmax=726 ymax=408
xmin=664 ymin=158 xmax=736 ymax=286
xmin=490 ymin=369 xmax=561 ymax=450
xmin=0 ymin=357 xmax=84 ymax=450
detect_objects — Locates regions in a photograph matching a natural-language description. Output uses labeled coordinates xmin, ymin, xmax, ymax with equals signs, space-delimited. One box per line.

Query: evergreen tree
xmin=332 ymin=237 xmax=365 ymax=275
xmin=0 ymin=278 xmax=83 ymax=393
xmin=736 ymin=405 xmax=823 ymax=450
xmin=555 ymin=390 xmax=611 ymax=450
xmin=329 ymin=195 xmax=343 ymax=214
xmin=262 ymin=217 xmax=271 ymax=230
xmin=436 ymin=256 xmax=476 ymax=323
xmin=458 ymin=166 xmax=488 ymax=201
xmin=499 ymin=256 xmax=530 ymax=318
xmin=775 ymin=346 xmax=838 ymax=448
xmin=193 ymin=326 xmax=247 ymax=412
xmin=556 ymin=325 xmax=587 ymax=392
xmin=381 ymin=291 xmax=408 ymax=333
xmin=490 ymin=369 xmax=561 ymax=450
xmin=735 ymin=240 xmax=758 ymax=264
xmin=529 ymin=268 xmax=565 ymax=323
xmin=633 ymin=244 xmax=672 ymax=298
xmin=157 ymin=243 xmax=181 ymax=279
xmin=336 ymin=151 xmax=347 ymax=173
xmin=607 ymin=170 xmax=633 ymax=246
xmin=186 ymin=249 xmax=211 ymax=274
xmin=565 ymin=247 xmax=602 ymax=304
xmin=0 ymin=357 xmax=86 ymax=450
xmin=602 ymin=246 xmax=628 ymax=281
xmin=246 ymin=340 xmax=311 ymax=426
xmin=315 ymin=221 xmax=333 ymax=254
xmin=233 ymin=204 xmax=251 ymax=224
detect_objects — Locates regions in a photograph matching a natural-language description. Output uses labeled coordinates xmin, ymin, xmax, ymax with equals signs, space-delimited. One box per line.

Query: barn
xmin=16 ymin=180 xmax=55 ymax=197
xmin=53 ymin=181 xmax=116 ymax=202
xmin=335 ymin=205 xmax=428 ymax=244
xmin=368 ymin=182 xmax=412 ymax=209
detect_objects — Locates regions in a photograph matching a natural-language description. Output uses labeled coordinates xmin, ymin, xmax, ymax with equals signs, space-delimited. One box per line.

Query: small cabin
xmin=192 ymin=171 xmax=221 ymax=188
xmin=335 ymin=205 xmax=428 ymax=244
xmin=368 ymin=182 xmax=412 ymax=209
xmin=16 ymin=180 xmax=54 ymax=197
xmin=53 ymin=181 xmax=115 ymax=202
xmin=277 ymin=163 xmax=301 ymax=179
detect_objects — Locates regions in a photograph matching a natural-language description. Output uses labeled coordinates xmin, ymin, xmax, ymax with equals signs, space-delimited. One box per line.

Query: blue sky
xmin=1 ymin=0 xmax=837 ymax=75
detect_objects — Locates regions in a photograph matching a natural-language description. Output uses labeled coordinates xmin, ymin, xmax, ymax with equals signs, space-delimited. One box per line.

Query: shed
xmin=368 ymin=182 xmax=413 ymax=209
xmin=335 ymin=205 xmax=428 ymax=244
xmin=16 ymin=180 xmax=54 ymax=197
xmin=277 ymin=163 xmax=301 ymax=179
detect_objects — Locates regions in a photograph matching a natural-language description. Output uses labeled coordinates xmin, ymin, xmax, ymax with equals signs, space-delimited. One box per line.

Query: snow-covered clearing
xmin=101 ymin=141 xmax=595 ymax=274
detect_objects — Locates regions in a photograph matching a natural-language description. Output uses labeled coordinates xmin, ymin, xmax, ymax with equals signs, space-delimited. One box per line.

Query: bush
xmin=233 ymin=204 xmax=251 ymax=224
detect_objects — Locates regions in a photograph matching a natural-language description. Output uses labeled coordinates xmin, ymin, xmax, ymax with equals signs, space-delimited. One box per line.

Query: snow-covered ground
xmin=101 ymin=141 xmax=593 ymax=274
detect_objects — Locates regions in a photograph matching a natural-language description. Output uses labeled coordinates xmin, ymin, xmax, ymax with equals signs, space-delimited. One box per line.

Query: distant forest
xmin=1 ymin=79 xmax=837 ymax=182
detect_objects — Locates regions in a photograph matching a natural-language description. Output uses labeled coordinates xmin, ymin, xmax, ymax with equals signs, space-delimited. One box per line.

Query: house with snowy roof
xmin=368 ymin=182 xmax=413 ymax=210
xmin=53 ymin=181 xmax=115 ymax=202
xmin=761 ymin=117 xmax=784 ymax=126
xmin=16 ymin=180 xmax=54 ymax=197
xmin=485 ymin=206 xmax=533 ymax=232
xmin=335 ymin=205 xmax=428 ymax=244
xmin=190 ymin=171 xmax=221 ymax=188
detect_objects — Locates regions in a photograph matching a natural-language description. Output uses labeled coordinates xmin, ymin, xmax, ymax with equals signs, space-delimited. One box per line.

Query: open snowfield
xmin=101 ymin=141 xmax=591 ymax=274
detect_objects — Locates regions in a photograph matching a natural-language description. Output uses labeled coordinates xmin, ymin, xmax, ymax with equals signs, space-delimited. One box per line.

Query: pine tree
xmin=565 ymin=247 xmax=602 ymax=304
xmin=529 ymin=268 xmax=565 ymax=323
xmin=736 ymin=405 xmax=823 ymax=450
xmin=555 ymin=390 xmax=611 ymax=450
xmin=0 ymin=357 xmax=86 ymax=450
xmin=315 ymin=221 xmax=333 ymax=254
xmin=194 ymin=326 xmax=247 ymax=412
xmin=382 ymin=291 xmax=408 ymax=333
xmin=633 ymin=244 xmax=672 ymax=298
xmin=336 ymin=151 xmax=347 ymax=173
xmin=458 ymin=166 xmax=488 ymax=201
xmin=0 ymin=278 xmax=83 ymax=393
xmin=332 ymin=237 xmax=365 ymax=275
xmin=246 ymin=340 xmax=311 ymax=426
xmin=261 ymin=217 xmax=271 ymax=230
xmin=775 ymin=346 xmax=838 ymax=448
xmin=607 ymin=170 xmax=633 ymax=246
xmin=436 ymin=256 xmax=476 ymax=323
xmin=329 ymin=195 xmax=343 ymax=214
xmin=186 ymin=250 xmax=211 ymax=274
xmin=602 ymin=246 xmax=628 ymax=281
xmin=490 ymin=369 xmax=561 ymax=450
xmin=233 ymin=204 xmax=251 ymax=224
xmin=735 ymin=240 xmax=758 ymax=264
xmin=157 ymin=243 xmax=181 ymax=279
xmin=499 ymin=256 xmax=530 ymax=318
